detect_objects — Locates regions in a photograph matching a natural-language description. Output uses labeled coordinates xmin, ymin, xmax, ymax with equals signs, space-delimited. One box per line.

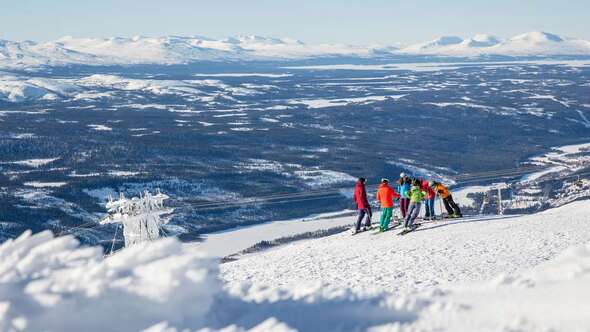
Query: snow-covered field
xmin=221 ymin=201 xmax=590 ymax=298
xmin=192 ymin=210 xmax=358 ymax=257
xmin=3 ymin=200 xmax=590 ymax=331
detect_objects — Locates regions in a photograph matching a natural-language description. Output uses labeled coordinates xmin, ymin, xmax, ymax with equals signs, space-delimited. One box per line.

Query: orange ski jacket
xmin=376 ymin=183 xmax=401 ymax=208
xmin=434 ymin=183 xmax=451 ymax=199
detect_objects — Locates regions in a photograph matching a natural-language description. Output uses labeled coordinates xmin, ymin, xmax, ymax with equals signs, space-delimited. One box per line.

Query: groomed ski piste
xmin=2 ymin=199 xmax=590 ymax=331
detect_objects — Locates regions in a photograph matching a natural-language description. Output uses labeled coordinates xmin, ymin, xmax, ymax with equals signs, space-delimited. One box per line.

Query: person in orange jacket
xmin=376 ymin=178 xmax=401 ymax=231
xmin=431 ymin=181 xmax=462 ymax=218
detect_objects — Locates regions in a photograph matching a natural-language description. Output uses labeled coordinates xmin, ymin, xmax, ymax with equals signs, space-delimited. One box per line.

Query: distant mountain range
xmin=400 ymin=32 xmax=590 ymax=56
xmin=1 ymin=31 xmax=590 ymax=69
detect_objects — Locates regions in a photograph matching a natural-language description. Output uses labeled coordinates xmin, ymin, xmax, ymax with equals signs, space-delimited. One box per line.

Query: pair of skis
xmin=397 ymin=223 xmax=421 ymax=236
xmin=350 ymin=224 xmax=378 ymax=235
xmin=370 ymin=222 xmax=420 ymax=235
xmin=375 ymin=222 xmax=403 ymax=234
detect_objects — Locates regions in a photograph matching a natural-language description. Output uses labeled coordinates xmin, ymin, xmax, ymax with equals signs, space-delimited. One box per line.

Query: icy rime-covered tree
xmin=100 ymin=189 xmax=171 ymax=247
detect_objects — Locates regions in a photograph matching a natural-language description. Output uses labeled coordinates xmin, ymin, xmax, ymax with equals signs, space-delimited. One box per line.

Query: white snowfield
xmin=2 ymin=201 xmax=590 ymax=331
xmin=1 ymin=31 xmax=590 ymax=69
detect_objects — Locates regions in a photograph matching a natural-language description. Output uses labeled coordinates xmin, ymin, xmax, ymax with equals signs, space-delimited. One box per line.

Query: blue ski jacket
xmin=397 ymin=182 xmax=411 ymax=199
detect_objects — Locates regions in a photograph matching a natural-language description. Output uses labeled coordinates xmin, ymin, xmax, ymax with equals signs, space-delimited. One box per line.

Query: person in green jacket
xmin=404 ymin=179 xmax=427 ymax=230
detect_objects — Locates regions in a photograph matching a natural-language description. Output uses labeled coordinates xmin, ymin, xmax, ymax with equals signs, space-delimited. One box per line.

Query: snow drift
xmin=2 ymin=200 xmax=590 ymax=331
xmin=0 ymin=230 xmax=219 ymax=332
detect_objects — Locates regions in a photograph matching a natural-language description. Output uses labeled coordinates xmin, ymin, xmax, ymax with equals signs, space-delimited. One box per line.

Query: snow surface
xmin=0 ymin=73 xmax=274 ymax=102
xmin=3 ymin=158 xmax=59 ymax=168
xmin=192 ymin=210 xmax=358 ymax=257
xmin=452 ymin=185 xmax=495 ymax=208
xmin=87 ymin=124 xmax=112 ymax=131
xmin=288 ymin=95 xmax=405 ymax=109
xmin=0 ymin=231 xmax=219 ymax=332
xmin=3 ymin=201 xmax=590 ymax=331
xmin=521 ymin=141 xmax=590 ymax=184
xmin=222 ymin=200 xmax=590 ymax=298
xmin=23 ymin=181 xmax=67 ymax=188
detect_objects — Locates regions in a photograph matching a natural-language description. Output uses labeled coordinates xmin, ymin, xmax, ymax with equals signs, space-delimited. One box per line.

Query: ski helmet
xmin=400 ymin=172 xmax=406 ymax=178
xmin=381 ymin=178 xmax=389 ymax=183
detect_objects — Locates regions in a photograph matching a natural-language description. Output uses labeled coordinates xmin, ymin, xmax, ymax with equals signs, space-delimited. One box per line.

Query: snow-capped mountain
xmin=401 ymin=36 xmax=465 ymax=53
xmin=0 ymin=35 xmax=379 ymax=69
xmin=489 ymin=31 xmax=590 ymax=56
xmin=401 ymin=31 xmax=590 ymax=56
xmin=1 ymin=31 xmax=590 ymax=69
xmin=460 ymin=34 xmax=501 ymax=48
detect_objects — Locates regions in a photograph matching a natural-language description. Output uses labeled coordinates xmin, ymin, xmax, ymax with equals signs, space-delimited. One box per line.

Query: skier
xmin=376 ymin=178 xmax=401 ymax=232
xmin=431 ymin=181 xmax=462 ymax=218
xmin=404 ymin=179 xmax=427 ymax=230
xmin=397 ymin=173 xmax=411 ymax=219
xmin=421 ymin=179 xmax=436 ymax=220
xmin=352 ymin=177 xmax=372 ymax=233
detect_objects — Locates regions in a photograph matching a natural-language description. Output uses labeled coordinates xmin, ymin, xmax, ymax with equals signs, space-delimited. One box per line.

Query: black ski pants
xmin=443 ymin=195 xmax=462 ymax=216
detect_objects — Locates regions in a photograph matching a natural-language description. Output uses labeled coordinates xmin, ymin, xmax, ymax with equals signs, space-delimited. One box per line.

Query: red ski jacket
xmin=421 ymin=180 xmax=436 ymax=199
xmin=353 ymin=181 xmax=370 ymax=209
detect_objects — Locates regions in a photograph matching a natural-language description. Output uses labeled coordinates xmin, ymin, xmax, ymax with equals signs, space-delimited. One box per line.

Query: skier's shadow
xmin=413 ymin=214 xmax=521 ymax=233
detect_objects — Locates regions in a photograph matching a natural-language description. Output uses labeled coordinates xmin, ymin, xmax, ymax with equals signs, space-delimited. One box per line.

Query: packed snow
xmin=221 ymin=200 xmax=590 ymax=297
xmin=3 ymin=200 xmax=590 ymax=331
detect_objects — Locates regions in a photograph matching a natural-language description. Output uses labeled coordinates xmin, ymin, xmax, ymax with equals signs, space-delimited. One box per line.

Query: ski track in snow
xmin=221 ymin=200 xmax=590 ymax=298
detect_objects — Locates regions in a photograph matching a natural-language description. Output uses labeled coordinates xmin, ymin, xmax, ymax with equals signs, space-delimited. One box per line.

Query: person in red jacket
xmin=353 ymin=177 xmax=372 ymax=233
xmin=376 ymin=178 xmax=401 ymax=231
xmin=421 ymin=179 xmax=437 ymax=220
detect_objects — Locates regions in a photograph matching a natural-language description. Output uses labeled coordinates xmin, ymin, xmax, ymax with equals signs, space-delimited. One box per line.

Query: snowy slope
xmin=1 ymin=31 xmax=590 ymax=69
xmin=222 ymin=200 xmax=590 ymax=297
xmin=2 ymin=201 xmax=590 ymax=331
xmin=0 ymin=74 xmax=81 ymax=102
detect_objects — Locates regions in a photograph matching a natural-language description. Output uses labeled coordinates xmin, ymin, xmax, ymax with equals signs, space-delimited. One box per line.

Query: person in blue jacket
xmin=397 ymin=173 xmax=411 ymax=218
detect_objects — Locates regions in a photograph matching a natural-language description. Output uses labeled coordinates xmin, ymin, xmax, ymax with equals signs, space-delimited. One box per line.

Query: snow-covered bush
xmin=0 ymin=230 xmax=219 ymax=332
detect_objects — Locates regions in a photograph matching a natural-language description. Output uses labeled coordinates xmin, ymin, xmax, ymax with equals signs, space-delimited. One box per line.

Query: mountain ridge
xmin=1 ymin=31 xmax=590 ymax=69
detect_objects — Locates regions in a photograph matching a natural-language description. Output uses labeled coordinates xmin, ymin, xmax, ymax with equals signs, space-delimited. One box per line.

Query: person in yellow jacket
xmin=431 ymin=181 xmax=462 ymax=218
xmin=404 ymin=179 xmax=427 ymax=230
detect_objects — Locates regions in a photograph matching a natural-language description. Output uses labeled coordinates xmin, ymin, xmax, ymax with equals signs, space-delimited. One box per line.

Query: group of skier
xmin=352 ymin=173 xmax=463 ymax=234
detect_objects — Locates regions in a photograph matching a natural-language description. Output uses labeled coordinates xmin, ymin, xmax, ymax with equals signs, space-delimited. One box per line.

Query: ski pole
xmin=438 ymin=193 xmax=444 ymax=219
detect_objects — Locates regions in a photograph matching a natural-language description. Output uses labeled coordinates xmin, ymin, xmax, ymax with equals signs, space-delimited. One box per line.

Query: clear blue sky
xmin=2 ymin=0 xmax=589 ymax=44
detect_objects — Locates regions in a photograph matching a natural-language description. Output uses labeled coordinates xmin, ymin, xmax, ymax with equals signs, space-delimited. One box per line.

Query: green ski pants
xmin=379 ymin=207 xmax=393 ymax=230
